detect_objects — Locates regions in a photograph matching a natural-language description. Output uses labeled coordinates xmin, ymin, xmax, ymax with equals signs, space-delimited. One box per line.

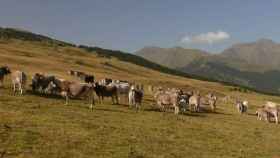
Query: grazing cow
xmin=50 ymin=79 xmax=95 ymax=109
xmin=0 ymin=66 xmax=11 ymax=87
xmin=11 ymin=71 xmax=27 ymax=95
xmin=128 ymin=85 xmax=143 ymax=111
xmin=236 ymin=100 xmax=248 ymax=114
xmin=189 ymin=93 xmax=201 ymax=112
xmin=31 ymin=73 xmax=56 ymax=93
xmin=256 ymin=108 xmax=269 ymax=122
xmin=68 ymin=70 xmax=94 ymax=83
xmin=155 ymin=89 xmax=181 ymax=114
xmin=93 ymin=83 xmax=118 ymax=105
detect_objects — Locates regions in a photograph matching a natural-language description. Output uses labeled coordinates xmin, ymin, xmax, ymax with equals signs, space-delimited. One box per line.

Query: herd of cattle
xmin=0 ymin=66 xmax=280 ymax=124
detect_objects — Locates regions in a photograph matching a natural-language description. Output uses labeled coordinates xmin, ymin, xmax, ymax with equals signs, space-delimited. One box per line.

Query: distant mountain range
xmin=136 ymin=39 xmax=280 ymax=94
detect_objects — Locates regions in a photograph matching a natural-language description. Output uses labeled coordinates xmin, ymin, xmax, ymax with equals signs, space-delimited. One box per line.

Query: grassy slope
xmin=1 ymin=40 xmax=280 ymax=158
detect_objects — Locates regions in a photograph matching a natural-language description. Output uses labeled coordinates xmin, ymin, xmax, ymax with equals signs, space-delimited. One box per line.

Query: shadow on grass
xmin=247 ymin=113 xmax=257 ymax=116
xmin=143 ymin=108 xmax=162 ymax=112
xmin=144 ymin=108 xmax=206 ymax=117
xmin=181 ymin=112 xmax=206 ymax=117
xmin=94 ymin=107 xmax=130 ymax=114
xmin=26 ymin=90 xmax=63 ymax=100
xmin=198 ymin=109 xmax=232 ymax=116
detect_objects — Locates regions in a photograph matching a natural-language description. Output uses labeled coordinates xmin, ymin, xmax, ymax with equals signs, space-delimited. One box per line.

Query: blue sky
xmin=1 ymin=0 xmax=280 ymax=53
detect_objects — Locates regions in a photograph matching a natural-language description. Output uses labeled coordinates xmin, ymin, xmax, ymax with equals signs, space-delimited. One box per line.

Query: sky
xmin=1 ymin=0 xmax=280 ymax=53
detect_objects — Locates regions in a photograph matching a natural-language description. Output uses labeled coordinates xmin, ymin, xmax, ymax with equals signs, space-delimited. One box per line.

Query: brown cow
xmin=50 ymin=79 xmax=95 ymax=109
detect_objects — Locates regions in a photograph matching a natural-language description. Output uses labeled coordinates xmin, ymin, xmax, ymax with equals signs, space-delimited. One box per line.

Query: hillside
xmin=1 ymin=29 xmax=280 ymax=157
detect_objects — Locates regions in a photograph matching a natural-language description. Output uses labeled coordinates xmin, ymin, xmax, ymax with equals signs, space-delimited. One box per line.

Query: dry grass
xmin=1 ymin=40 xmax=280 ymax=158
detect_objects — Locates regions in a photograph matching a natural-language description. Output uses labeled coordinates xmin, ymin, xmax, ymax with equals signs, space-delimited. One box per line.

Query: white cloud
xmin=181 ymin=31 xmax=230 ymax=45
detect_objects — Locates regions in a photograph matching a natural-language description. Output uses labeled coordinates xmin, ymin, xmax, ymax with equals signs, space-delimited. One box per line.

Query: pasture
xmin=1 ymin=40 xmax=280 ymax=158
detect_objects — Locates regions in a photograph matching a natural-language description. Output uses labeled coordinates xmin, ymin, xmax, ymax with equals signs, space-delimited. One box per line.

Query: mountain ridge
xmin=136 ymin=39 xmax=280 ymax=94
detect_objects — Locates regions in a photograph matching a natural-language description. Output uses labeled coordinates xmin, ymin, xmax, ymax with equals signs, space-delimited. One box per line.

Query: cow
xmin=31 ymin=73 xmax=56 ymax=93
xmin=189 ymin=93 xmax=201 ymax=112
xmin=154 ymin=88 xmax=181 ymax=114
xmin=206 ymin=93 xmax=218 ymax=112
xmin=128 ymin=85 xmax=143 ymax=111
xmin=257 ymin=106 xmax=279 ymax=124
xmin=264 ymin=107 xmax=279 ymax=124
xmin=236 ymin=100 xmax=248 ymax=114
xmin=0 ymin=66 xmax=11 ymax=87
xmin=178 ymin=94 xmax=190 ymax=112
xmin=11 ymin=70 xmax=27 ymax=95
xmin=49 ymin=79 xmax=95 ymax=109
xmin=256 ymin=108 xmax=269 ymax=122
xmin=93 ymin=83 xmax=119 ymax=105
xmin=108 ymin=81 xmax=130 ymax=104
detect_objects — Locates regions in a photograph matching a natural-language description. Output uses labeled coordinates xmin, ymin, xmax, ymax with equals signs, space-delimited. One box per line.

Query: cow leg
xmin=13 ymin=83 xmax=16 ymax=95
xmin=89 ymin=93 xmax=95 ymax=111
xmin=128 ymin=96 xmax=132 ymax=108
xmin=174 ymin=106 xmax=179 ymax=115
xmin=135 ymin=103 xmax=138 ymax=111
xmin=275 ymin=114 xmax=278 ymax=124
xmin=19 ymin=84 xmax=23 ymax=95
xmin=193 ymin=104 xmax=196 ymax=112
xmin=257 ymin=114 xmax=261 ymax=120
xmin=89 ymin=96 xmax=94 ymax=110
xmin=264 ymin=115 xmax=268 ymax=122
xmin=0 ymin=78 xmax=3 ymax=88
xmin=102 ymin=95 xmax=104 ymax=104
xmin=98 ymin=96 xmax=101 ymax=104
xmin=115 ymin=95 xmax=119 ymax=105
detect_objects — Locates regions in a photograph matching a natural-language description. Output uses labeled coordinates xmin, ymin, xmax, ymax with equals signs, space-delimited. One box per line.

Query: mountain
xmin=221 ymin=38 xmax=280 ymax=71
xmin=136 ymin=46 xmax=208 ymax=68
xmin=136 ymin=39 xmax=280 ymax=94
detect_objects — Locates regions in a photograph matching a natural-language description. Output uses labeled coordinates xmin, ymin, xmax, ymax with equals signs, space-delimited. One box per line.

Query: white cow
xmin=11 ymin=70 xmax=27 ymax=95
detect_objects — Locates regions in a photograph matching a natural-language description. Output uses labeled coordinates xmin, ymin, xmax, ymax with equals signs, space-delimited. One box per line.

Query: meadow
xmin=1 ymin=40 xmax=280 ymax=158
